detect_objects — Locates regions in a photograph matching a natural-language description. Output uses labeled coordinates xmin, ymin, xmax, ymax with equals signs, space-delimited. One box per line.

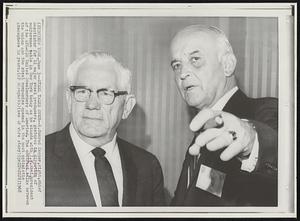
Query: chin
xmin=189 ymin=100 xmax=209 ymax=110
xmin=79 ymin=126 xmax=107 ymax=138
xmin=186 ymin=96 xmax=201 ymax=107
xmin=82 ymin=132 xmax=106 ymax=138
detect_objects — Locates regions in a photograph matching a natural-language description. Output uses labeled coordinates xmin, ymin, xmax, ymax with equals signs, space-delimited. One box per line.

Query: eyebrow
xmin=170 ymin=59 xmax=180 ymax=67
xmin=189 ymin=50 xmax=201 ymax=56
xmin=70 ymin=86 xmax=112 ymax=91
xmin=170 ymin=50 xmax=202 ymax=66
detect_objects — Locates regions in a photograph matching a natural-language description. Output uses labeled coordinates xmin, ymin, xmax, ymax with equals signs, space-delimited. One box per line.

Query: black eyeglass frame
xmin=69 ymin=86 xmax=128 ymax=104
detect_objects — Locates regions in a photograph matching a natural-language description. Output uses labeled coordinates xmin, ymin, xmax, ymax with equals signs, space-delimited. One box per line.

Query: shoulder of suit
xmin=249 ymin=97 xmax=278 ymax=115
xmin=45 ymin=129 xmax=62 ymax=143
xmin=252 ymin=97 xmax=278 ymax=106
xmin=45 ymin=124 xmax=72 ymax=158
xmin=46 ymin=125 xmax=69 ymax=145
xmin=117 ymin=137 xmax=160 ymax=162
xmin=234 ymin=90 xmax=278 ymax=115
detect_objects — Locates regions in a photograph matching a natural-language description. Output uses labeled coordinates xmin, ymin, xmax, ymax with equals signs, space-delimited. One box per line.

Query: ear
xmin=221 ymin=53 xmax=237 ymax=77
xmin=66 ymin=88 xmax=72 ymax=113
xmin=122 ymin=94 xmax=136 ymax=119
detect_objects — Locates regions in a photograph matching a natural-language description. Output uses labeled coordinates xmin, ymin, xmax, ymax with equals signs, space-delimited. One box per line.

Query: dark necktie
xmin=189 ymin=154 xmax=201 ymax=186
xmin=188 ymin=135 xmax=202 ymax=186
xmin=92 ymin=148 xmax=119 ymax=206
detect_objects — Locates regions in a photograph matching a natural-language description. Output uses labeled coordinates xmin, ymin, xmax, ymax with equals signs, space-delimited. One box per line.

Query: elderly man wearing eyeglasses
xmin=45 ymin=51 xmax=165 ymax=207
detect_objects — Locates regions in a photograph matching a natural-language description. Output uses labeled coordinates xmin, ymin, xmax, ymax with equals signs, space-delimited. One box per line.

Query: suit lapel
xmin=117 ymin=138 xmax=137 ymax=206
xmin=223 ymin=89 xmax=254 ymax=119
xmin=174 ymin=138 xmax=200 ymax=204
xmin=184 ymin=90 xmax=252 ymax=204
xmin=53 ymin=124 xmax=96 ymax=206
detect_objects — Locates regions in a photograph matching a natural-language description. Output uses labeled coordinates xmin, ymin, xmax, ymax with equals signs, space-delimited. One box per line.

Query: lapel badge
xmin=196 ymin=164 xmax=226 ymax=198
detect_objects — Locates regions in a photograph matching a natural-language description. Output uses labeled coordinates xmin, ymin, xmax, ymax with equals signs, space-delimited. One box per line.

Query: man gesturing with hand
xmin=170 ymin=25 xmax=278 ymax=206
xmin=189 ymin=109 xmax=256 ymax=162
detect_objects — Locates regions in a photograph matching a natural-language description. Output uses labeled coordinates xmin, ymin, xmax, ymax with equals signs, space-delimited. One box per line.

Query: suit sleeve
xmin=151 ymin=156 xmax=166 ymax=206
xmin=251 ymin=97 xmax=278 ymax=176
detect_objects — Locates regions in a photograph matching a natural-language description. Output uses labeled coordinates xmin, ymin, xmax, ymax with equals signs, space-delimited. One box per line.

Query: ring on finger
xmin=228 ymin=130 xmax=237 ymax=141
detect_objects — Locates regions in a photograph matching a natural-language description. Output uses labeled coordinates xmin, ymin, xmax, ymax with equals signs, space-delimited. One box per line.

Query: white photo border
xmin=3 ymin=3 xmax=297 ymax=218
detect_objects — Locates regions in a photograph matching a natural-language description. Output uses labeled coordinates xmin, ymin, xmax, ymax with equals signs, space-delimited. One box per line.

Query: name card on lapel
xmin=196 ymin=164 xmax=226 ymax=197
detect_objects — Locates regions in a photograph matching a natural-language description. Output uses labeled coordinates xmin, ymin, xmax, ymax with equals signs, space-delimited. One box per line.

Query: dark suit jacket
xmin=171 ymin=89 xmax=278 ymax=206
xmin=45 ymin=124 xmax=165 ymax=206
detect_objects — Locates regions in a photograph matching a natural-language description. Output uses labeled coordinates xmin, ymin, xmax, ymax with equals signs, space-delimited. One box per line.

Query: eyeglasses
xmin=69 ymin=86 xmax=128 ymax=105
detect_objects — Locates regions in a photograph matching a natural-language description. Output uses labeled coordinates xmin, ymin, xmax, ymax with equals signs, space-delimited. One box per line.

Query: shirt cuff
xmin=241 ymin=132 xmax=259 ymax=172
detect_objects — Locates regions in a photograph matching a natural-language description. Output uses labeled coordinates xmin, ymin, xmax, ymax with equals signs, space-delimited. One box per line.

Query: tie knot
xmin=92 ymin=148 xmax=106 ymax=158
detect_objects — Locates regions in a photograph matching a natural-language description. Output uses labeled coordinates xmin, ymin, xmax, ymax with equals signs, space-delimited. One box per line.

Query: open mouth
xmin=184 ymin=85 xmax=195 ymax=91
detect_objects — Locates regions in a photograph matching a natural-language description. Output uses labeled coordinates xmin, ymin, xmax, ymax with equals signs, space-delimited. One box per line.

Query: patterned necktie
xmin=92 ymin=148 xmax=119 ymax=206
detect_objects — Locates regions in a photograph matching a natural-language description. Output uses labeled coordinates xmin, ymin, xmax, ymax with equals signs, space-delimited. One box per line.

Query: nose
xmin=85 ymin=92 xmax=101 ymax=110
xmin=179 ymin=65 xmax=192 ymax=80
xmin=180 ymin=71 xmax=191 ymax=80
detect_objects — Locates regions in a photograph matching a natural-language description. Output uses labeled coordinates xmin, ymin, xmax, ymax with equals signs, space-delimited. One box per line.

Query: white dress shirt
xmin=69 ymin=123 xmax=123 ymax=206
xmin=211 ymin=86 xmax=259 ymax=172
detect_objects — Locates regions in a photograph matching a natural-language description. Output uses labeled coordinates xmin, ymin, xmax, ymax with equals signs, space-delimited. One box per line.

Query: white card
xmin=196 ymin=164 xmax=226 ymax=198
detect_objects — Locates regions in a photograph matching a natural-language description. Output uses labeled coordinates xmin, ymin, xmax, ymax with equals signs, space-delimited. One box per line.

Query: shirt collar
xmin=100 ymin=133 xmax=117 ymax=158
xmin=212 ymin=86 xmax=238 ymax=111
xmin=69 ymin=123 xmax=117 ymax=158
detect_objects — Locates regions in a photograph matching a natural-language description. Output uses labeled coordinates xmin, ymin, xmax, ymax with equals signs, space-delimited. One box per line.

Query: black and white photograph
xmin=3 ymin=3 xmax=296 ymax=218
xmin=45 ymin=16 xmax=279 ymax=207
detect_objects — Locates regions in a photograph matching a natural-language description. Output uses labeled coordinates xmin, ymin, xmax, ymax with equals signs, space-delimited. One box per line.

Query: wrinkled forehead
xmin=170 ymin=30 xmax=218 ymax=57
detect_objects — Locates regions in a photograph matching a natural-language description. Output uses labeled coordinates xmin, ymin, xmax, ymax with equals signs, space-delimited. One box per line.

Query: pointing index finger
xmin=189 ymin=109 xmax=221 ymax=132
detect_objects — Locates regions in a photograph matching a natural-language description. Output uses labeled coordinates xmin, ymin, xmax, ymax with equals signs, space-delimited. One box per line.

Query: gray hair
xmin=66 ymin=51 xmax=132 ymax=93
xmin=172 ymin=25 xmax=236 ymax=62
